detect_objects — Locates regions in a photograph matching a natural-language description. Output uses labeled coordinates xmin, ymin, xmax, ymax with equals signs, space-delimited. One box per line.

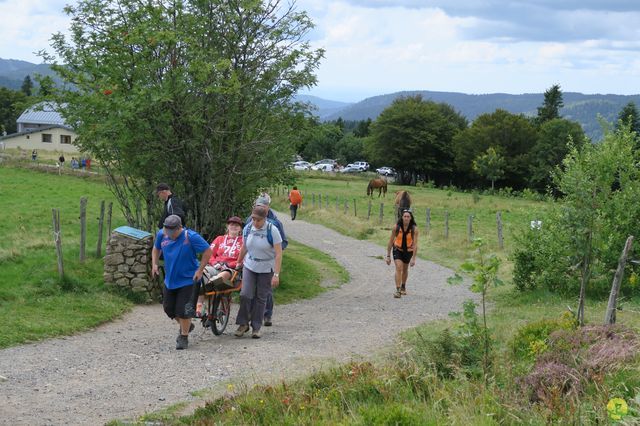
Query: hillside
xmin=295 ymin=94 xmax=354 ymax=120
xmin=0 ymin=58 xmax=59 ymax=90
xmin=323 ymin=90 xmax=640 ymax=141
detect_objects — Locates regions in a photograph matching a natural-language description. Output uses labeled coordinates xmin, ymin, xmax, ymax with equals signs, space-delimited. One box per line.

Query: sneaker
xmin=263 ymin=318 xmax=272 ymax=327
xmin=176 ymin=334 xmax=188 ymax=350
xmin=400 ymin=286 xmax=407 ymax=295
xmin=234 ymin=324 xmax=250 ymax=337
xmin=252 ymin=329 xmax=261 ymax=339
xmin=394 ymin=289 xmax=401 ymax=298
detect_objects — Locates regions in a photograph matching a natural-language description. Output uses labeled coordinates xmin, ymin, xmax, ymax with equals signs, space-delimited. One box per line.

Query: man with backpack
xmin=245 ymin=193 xmax=287 ymax=326
xmin=288 ymin=186 xmax=303 ymax=220
xmin=156 ymin=182 xmax=188 ymax=229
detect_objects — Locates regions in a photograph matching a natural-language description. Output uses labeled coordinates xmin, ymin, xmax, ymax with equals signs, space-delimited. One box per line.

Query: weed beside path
xmin=0 ymin=213 xmax=474 ymax=425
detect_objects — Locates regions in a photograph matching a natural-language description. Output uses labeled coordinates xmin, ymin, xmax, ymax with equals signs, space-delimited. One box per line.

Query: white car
xmin=376 ymin=166 xmax=396 ymax=176
xmin=311 ymin=163 xmax=335 ymax=172
xmin=353 ymin=161 xmax=369 ymax=171
xmin=291 ymin=161 xmax=311 ymax=171
xmin=339 ymin=164 xmax=363 ymax=173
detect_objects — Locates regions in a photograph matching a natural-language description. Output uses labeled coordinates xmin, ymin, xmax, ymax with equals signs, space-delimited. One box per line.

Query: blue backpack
xmin=243 ymin=219 xmax=275 ymax=247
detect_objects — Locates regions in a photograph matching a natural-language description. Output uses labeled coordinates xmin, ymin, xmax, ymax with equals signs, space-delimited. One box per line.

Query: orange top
xmin=289 ymin=190 xmax=303 ymax=206
xmin=393 ymin=225 xmax=415 ymax=251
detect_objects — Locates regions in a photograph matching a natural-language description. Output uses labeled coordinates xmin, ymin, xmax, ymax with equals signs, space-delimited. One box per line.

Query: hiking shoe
xmin=176 ymin=334 xmax=188 ymax=350
xmin=394 ymin=290 xmax=401 ymax=298
xmin=263 ymin=318 xmax=272 ymax=327
xmin=252 ymin=329 xmax=261 ymax=339
xmin=400 ymin=286 xmax=407 ymax=295
xmin=234 ymin=324 xmax=250 ymax=337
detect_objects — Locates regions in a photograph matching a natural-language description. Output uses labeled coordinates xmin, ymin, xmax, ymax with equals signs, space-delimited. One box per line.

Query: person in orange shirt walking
xmin=385 ymin=209 xmax=419 ymax=298
xmin=288 ymin=186 xmax=303 ymax=220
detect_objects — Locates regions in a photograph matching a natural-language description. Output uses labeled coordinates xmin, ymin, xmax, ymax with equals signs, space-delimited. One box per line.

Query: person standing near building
xmin=234 ymin=206 xmax=283 ymax=338
xmin=288 ymin=186 xmax=303 ymax=220
xmin=58 ymin=154 xmax=65 ymax=168
xmin=31 ymin=150 xmax=37 ymax=161
xmin=245 ymin=193 xmax=287 ymax=326
xmin=156 ymin=182 xmax=187 ymax=229
xmin=152 ymin=215 xmax=212 ymax=349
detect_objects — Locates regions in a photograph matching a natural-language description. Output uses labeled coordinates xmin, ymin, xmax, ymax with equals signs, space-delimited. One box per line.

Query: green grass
xmin=0 ymin=166 xmax=348 ymax=348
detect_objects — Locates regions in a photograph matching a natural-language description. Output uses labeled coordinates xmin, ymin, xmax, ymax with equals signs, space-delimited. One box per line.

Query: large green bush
xmin=512 ymin=126 xmax=640 ymax=297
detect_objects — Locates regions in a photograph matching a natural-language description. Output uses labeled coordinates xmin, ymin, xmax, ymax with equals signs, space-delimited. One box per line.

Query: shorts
xmin=392 ymin=247 xmax=413 ymax=264
xmin=163 ymin=284 xmax=194 ymax=319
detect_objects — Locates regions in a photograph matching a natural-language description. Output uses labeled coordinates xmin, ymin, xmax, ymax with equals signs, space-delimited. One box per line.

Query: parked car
xmin=339 ymin=164 xmax=363 ymax=173
xmin=376 ymin=166 xmax=396 ymax=176
xmin=314 ymin=159 xmax=338 ymax=167
xmin=311 ymin=163 xmax=335 ymax=172
xmin=353 ymin=161 xmax=369 ymax=171
xmin=291 ymin=160 xmax=312 ymax=171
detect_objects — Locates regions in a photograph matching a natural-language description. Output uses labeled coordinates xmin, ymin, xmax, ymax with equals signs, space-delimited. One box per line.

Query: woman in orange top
xmin=385 ymin=209 xmax=419 ymax=298
xmin=288 ymin=186 xmax=303 ymax=220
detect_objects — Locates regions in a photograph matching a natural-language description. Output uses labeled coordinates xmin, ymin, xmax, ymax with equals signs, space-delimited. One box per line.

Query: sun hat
xmin=227 ymin=216 xmax=243 ymax=226
xmin=255 ymin=193 xmax=271 ymax=206
xmin=156 ymin=182 xmax=170 ymax=193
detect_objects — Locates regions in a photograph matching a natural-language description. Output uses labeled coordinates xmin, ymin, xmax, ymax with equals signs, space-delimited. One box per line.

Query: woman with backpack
xmin=385 ymin=209 xmax=419 ymax=298
xmin=234 ymin=205 xmax=283 ymax=339
xmin=288 ymin=186 xmax=303 ymax=220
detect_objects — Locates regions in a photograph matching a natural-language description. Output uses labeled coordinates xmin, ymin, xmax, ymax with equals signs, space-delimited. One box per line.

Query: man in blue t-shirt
xmin=152 ymin=215 xmax=212 ymax=350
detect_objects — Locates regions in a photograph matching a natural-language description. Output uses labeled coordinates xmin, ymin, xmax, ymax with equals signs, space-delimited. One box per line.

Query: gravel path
xmin=0 ymin=213 xmax=474 ymax=425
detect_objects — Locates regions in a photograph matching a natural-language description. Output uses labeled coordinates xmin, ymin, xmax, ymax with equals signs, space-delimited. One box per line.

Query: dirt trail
xmin=0 ymin=213 xmax=474 ymax=425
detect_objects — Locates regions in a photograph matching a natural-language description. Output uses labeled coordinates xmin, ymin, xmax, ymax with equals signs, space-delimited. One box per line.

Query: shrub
xmin=511 ymin=312 xmax=578 ymax=361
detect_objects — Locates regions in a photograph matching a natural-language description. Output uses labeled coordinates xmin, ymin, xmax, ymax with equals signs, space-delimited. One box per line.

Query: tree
xmin=472 ymin=147 xmax=505 ymax=190
xmin=334 ymin=133 xmax=364 ymax=164
xmin=45 ymin=0 xmax=323 ymax=235
xmin=536 ymin=84 xmax=564 ymax=124
xmin=366 ymin=95 xmax=467 ymax=185
xmin=302 ymin=122 xmax=343 ymax=161
xmin=0 ymin=87 xmax=27 ymax=134
xmin=21 ymin=76 xmax=33 ymax=96
xmin=452 ymin=109 xmax=537 ymax=189
xmin=616 ymin=101 xmax=640 ymax=136
xmin=528 ymin=118 xmax=586 ymax=191
xmin=553 ymin=125 xmax=640 ymax=325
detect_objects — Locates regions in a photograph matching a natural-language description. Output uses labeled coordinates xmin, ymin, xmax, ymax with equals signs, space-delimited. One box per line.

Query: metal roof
xmin=16 ymin=102 xmax=67 ymax=126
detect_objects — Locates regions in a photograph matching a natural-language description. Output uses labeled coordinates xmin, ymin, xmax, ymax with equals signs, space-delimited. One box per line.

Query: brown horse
xmin=367 ymin=178 xmax=387 ymax=197
xmin=394 ymin=190 xmax=412 ymax=220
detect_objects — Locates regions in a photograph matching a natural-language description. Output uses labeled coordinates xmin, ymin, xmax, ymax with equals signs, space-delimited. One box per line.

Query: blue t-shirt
xmin=154 ymin=229 xmax=210 ymax=289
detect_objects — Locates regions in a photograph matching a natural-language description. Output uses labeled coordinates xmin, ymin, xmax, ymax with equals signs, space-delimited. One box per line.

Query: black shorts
xmin=392 ymin=247 xmax=413 ymax=264
xmin=163 ymin=284 xmax=193 ymax=319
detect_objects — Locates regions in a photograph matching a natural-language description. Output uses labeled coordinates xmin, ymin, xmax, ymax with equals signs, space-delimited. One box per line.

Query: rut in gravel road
xmin=0 ymin=213 xmax=474 ymax=425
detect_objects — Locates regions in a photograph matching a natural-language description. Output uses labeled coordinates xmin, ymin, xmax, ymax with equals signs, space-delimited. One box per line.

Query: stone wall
xmin=104 ymin=229 xmax=160 ymax=300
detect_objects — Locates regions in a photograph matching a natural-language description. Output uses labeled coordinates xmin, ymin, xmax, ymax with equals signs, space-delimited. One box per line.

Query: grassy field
xmin=0 ymin=165 xmax=348 ymax=348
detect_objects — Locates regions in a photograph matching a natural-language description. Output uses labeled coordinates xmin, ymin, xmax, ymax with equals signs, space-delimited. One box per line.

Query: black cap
xmin=156 ymin=183 xmax=170 ymax=193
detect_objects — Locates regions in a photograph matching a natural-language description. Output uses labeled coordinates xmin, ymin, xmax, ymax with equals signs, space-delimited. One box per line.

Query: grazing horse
xmin=394 ymin=190 xmax=412 ymax=220
xmin=367 ymin=178 xmax=388 ymax=197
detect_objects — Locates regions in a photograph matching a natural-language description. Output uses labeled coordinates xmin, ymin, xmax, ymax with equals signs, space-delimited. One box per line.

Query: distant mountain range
xmin=2 ymin=58 xmax=637 ymax=141
xmin=299 ymin=90 xmax=640 ymax=141
xmin=0 ymin=58 xmax=58 ymax=90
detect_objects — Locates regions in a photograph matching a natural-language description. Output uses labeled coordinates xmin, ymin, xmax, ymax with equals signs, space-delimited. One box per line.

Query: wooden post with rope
xmin=52 ymin=208 xmax=64 ymax=279
xmin=96 ymin=200 xmax=105 ymax=258
xmin=79 ymin=197 xmax=87 ymax=262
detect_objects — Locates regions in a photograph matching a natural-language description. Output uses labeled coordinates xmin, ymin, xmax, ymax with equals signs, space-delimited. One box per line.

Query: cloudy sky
xmin=1 ymin=0 xmax=639 ymax=102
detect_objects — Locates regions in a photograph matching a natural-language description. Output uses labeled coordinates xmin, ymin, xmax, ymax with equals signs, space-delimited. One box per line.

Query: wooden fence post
xmin=79 ymin=197 xmax=87 ymax=262
xmin=426 ymin=208 xmax=431 ymax=233
xmin=444 ymin=211 xmax=449 ymax=239
xmin=107 ymin=202 xmax=113 ymax=237
xmin=52 ymin=208 xmax=64 ymax=279
xmin=353 ymin=199 xmax=357 ymax=217
xmin=312 ymin=193 xmax=316 ymax=209
xmin=96 ymin=200 xmax=105 ymax=257
xmin=319 ymin=193 xmax=323 ymax=209
xmin=496 ymin=211 xmax=504 ymax=249
xmin=335 ymin=196 xmax=339 ymax=213
xmin=367 ymin=200 xmax=372 ymax=220
xmin=467 ymin=214 xmax=474 ymax=242
xmin=344 ymin=199 xmax=348 ymax=214
xmin=379 ymin=203 xmax=384 ymax=224
xmin=604 ymin=236 xmax=634 ymax=324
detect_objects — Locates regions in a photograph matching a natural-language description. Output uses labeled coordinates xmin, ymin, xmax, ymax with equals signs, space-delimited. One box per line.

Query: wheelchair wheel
xmin=211 ymin=294 xmax=231 ymax=335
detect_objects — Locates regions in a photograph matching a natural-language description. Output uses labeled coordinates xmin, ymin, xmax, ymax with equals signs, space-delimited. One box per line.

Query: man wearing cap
xmin=245 ymin=193 xmax=287 ymax=327
xmin=235 ymin=205 xmax=283 ymax=338
xmin=152 ymin=214 xmax=212 ymax=349
xmin=156 ymin=183 xmax=187 ymax=229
